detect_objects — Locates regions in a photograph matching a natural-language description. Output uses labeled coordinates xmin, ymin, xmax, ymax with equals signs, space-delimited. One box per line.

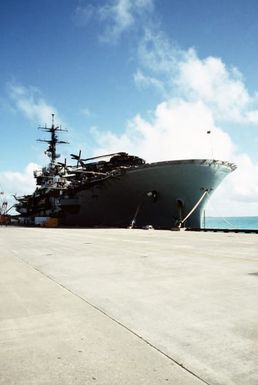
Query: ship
xmin=14 ymin=115 xmax=236 ymax=229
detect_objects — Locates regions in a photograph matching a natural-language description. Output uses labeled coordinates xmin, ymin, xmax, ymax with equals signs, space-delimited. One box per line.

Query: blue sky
xmin=1 ymin=0 xmax=258 ymax=216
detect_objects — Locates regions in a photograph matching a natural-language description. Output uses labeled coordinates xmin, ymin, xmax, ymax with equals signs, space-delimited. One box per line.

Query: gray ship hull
xmin=60 ymin=159 xmax=235 ymax=229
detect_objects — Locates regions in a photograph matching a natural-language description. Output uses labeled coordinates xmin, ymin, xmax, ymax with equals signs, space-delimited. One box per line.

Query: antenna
xmin=207 ymin=130 xmax=214 ymax=159
xmin=37 ymin=114 xmax=69 ymax=164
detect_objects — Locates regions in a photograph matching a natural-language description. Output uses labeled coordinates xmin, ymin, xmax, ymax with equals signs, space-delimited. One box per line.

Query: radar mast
xmin=37 ymin=114 xmax=68 ymax=165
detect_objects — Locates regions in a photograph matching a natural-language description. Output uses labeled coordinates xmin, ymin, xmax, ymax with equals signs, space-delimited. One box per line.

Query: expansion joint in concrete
xmin=19 ymin=257 xmax=212 ymax=385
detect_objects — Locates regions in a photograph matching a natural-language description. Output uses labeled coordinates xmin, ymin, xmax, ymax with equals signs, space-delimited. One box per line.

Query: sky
xmin=1 ymin=0 xmax=258 ymax=216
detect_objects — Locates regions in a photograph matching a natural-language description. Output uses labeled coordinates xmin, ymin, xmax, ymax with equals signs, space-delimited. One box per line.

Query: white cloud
xmin=137 ymin=28 xmax=183 ymax=75
xmin=177 ymin=50 xmax=258 ymax=123
xmin=0 ymin=163 xmax=38 ymax=213
xmin=92 ymin=99 xmax=234 ymax=162
xmin=75 ymin=0 xmax=154 ymax=43
xmin=0 ymin=163 xmax=37 ymax=195
xmin=134 ymin=69 xmax=166 ymax=95
xmin=136 ymin=30 xmax=258 ymax=124
xmin=205 ymin=160 xmax=258 ymax=217
xmin=8 ymin=83 xmax=61 ymax=124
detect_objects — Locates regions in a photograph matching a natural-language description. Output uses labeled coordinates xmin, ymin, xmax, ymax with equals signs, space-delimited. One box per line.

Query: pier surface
xmin=0 ymin=227 xmax=257 ymax=385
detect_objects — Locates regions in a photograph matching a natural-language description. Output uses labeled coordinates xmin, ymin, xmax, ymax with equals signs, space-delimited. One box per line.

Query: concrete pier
xmin=0 ymin=227 xmax=257 ymax=385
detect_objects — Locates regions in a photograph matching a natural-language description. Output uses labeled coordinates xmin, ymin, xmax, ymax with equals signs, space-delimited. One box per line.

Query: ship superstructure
xmin=15 ymin=116 xmax=236 ymax=228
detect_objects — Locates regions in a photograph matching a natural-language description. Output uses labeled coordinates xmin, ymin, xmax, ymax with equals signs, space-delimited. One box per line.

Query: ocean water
xmin=202 ymin=216 xmax=258 ymax=230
